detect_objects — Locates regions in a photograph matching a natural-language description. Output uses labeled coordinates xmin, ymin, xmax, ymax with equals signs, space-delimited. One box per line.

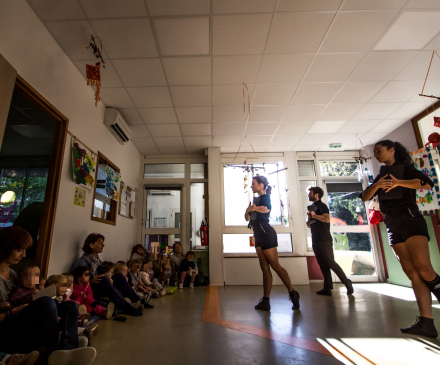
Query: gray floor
xmin=91 ymin=284 xmax=440 ymax=365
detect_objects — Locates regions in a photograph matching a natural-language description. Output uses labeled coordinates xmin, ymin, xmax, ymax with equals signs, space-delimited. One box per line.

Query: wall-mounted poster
xmin=119 ymin=181 xmax=136 ymax=219
xmin=72 ymin=138 xmax=97 ymax=190
xmin=74 ymin=187 xmax=86 ymax=207
xmin=154 ymin=217 xmax=167 ymax=228
xmin=105 ymin=165 xmax=121 ymax=201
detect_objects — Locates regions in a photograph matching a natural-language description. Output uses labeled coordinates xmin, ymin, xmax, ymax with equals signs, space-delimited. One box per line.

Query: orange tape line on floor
xmin=202 ymin=285 xmax=332 ymax=357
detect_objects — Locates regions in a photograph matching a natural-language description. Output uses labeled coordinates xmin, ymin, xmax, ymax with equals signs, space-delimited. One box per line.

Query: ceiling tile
xmin=213 ymin=84 xmax=255 ymax=106
xmin=100 ymin=88 xmax=135 ymax=108
xmin=291 ymin=83 xmax=343 ymax=105
xmin=154 ymin=137 xmax=184 ymax=147
xmin=159 ymin=147 xmax=187 ymax=154
xmin=353 ymin=103 xmax=403 ymax=119
xmin=180 ymin=124 xmax=211 ymax=136
xmin=170 ymin=86 xmax=211 ymax=107
xmin=118 ymin=109 xmax=144 ymax=125
xmin=265 ymin=12 xmax=336 ymax=54
xmin=163 ymin=57 xmax=211 ymax=86
xmin=154 ymin=18 xmax=209 ymax=56
xmin=213 ymin=106 xmax=248 ymax=123
xmin=213 ymin=56 xmax=262 ymax=84
xmin=91 ymin=18 xmax=158 ymax=58
xmin=370 ymin=80 xmax=421 ymax=102
xmin=424 ymin=31 xmax=440 ymax=51
xmin=74 ymin=60 xmax=123 ymax=87
xmin=112 ymin=59 xmax=166 ymax=87
xmin=45 ymin=21 xmax=95 ymax=59
xmin=297 ymin=134 xmax=332 ymax=145
xmin=138 ymin=147 xmax=160 ymax=155
xmin=79 ymin=0 xmax=147 ymax=17
xmin=27 ymin=0 xmax=85 ymax=20
xmin=213 ymin=14 xmax=272 ymax=55
xmin=176 ymin=107 xmax=212 ymax=124
xmin=266 ymin=145 xmax=294 ymax=152
xmin=213 ymin=0 xmax=276 ymax=13
xmin=234 ymin=145 xmax=267 ymax=153
xmin=245 ymin=136 xmax=272 ymax=145
xmin=258 ymin=54 xmax=314 ymax=84
xmin=293 ymin=144 xmax=323 ymax=151
xmin=337 ymin=119 xmax=381 ymax=134
xmin=305 ymin=53 xmax=366 ymax=82
xmin=343 ymin=0 xmax=407 ymax=10
xmin=349 ymin=51 xmax=418 ymax=81
xmin=283 ymin=104 xmax=326 ymax=122
xmin=129 ymin=125 xmax=151 ymax=138
xmin=270 ymin=135 xmax=302 ymax=147
xmin=332 ymin=82 xmax=387 ymax=103
xmin=276 ymin=121 xmax=314 ymax=135
xmin=386 ymin=102 xmax=428 ymax=119
xmin=245 ymin=123 xmax=279 ymax=135
xmin=213 ymin=135 xmax=242 ymax=147
xmin=317 ymin=103 xmax=364 ymax=122
xmin=405 ymin=0 xmax=440 ymax=8
xmin=183 ymin=136 xmax=212 ymax=147
xmin=139 ymin=108 xmax=177 ymax=124
xmin=127 ymin=87 xmax=173 ymax=108
xmin=320 ymin=11 xmax=397 ymax=53
xmin=146 ymin=0 xmax=210 ymax=15
xmin=410 ymin=80 xmax=440 ymax=102
xmin=132 ymin=137 xmax=155 ymax=149
xmin=213 ymin=123 xmax=245 ymax=136
xmin=369 ymin=119 xmax=407 ymax=133
xmin=307 ymin=121 xmax=346 ymax=134
xmin=358 ymin=132 xmax=389 ymax=145
xmin=249 ymin=106 xmax=287 ymax=122
xmin=278 ymin=0 xmax=342 ymax=11
xmin=148 ymin=124 xmax=181 ymax=137
xmin=253 ymin=84 xmax=299 ymax=105
xmin=394 ymin=51 xmax=440 ymax=80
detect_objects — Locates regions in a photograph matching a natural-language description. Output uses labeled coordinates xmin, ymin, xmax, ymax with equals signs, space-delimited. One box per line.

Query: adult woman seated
xmin=0 ymin=226 xmax=94 ymax=364
xmin=70 ymin=233 xmax=142 ymax=317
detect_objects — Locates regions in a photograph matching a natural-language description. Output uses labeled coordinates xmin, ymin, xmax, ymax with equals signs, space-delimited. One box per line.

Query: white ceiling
xmin=26 ymin=0 xmax=440 ymax=155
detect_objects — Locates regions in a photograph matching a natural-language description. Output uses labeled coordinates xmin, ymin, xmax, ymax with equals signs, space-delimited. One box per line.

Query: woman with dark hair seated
xmin=0 ymin=227 xmax=95 ymax=365
xmin=70 ymin=233 xmax=142 ymax=317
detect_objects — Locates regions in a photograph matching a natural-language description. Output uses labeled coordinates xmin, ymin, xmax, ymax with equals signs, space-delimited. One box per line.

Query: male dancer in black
xmin=307 ymin=186 xmax=354 ymax=296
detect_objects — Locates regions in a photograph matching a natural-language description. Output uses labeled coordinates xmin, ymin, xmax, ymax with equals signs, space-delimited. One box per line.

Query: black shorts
xmin=385 ymin=207 xmax=429 ymax=246
xmin=253 ymin=222 xmax=278 ymax=251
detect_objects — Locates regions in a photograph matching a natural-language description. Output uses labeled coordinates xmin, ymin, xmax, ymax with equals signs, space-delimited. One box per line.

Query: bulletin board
xmin=119 ymin=181 xmax=137 ymax=219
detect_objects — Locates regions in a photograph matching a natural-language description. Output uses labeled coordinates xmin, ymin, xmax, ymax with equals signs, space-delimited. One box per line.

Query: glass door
xmin=324 ymin=181 xmax=378 ymax=282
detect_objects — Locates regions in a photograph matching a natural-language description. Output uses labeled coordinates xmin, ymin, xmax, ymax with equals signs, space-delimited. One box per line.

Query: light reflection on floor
xmin=318 ymin=337 xmax=440 ymax=364
xmin=354 ymin=283 xmax=437 ymax=303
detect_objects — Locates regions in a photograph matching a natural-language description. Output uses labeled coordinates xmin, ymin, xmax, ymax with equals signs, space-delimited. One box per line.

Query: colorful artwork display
xmin=72 ymin=138 xmax=96 ymax=190
xmin=105 ymin=165 xmax=121 ymax=201
xmin=411 ymin=147 xmax=440 ymax=214
xmin=74 ymin=187 xmax=86 ymax=207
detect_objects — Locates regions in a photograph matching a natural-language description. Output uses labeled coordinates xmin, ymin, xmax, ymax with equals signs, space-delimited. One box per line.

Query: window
xmin=191 ymin=164 xmax=207 ymax=179
xmin=319 ymin=161 xmax=359 ymax=177
xmin=144 ymin=164 xmax=184 ymax=178
xmin=223 ymin=233 xmax=293 ymax=253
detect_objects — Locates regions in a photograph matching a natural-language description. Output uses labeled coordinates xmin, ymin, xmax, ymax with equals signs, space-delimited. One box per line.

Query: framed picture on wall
xmin=154 ymin=217 xmax=167 ymax=228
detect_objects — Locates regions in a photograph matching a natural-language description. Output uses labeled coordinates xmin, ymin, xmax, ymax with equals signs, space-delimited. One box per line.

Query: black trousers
xmin=313 ymin=243 xmax=349 ymax=290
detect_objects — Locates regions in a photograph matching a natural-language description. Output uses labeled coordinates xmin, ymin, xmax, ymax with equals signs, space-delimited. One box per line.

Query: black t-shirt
xmin=310 ymin=200 xmax=332 ymax=245
xmin=255 ymin=194 xmax=271 ymax=223
xmin=361 ymin=164 xmax=434 ymax=214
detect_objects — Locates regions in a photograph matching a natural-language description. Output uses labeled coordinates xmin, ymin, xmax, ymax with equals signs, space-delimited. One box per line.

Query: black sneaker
xmin=316 ymin=289 xmax=332 ymax=296
xmin=255 ymin=297 xmax=270 ymax=311
xmin=289 ymin=290 xmax=300 ymax=310
xmin=345 ymin=280 xmax=354 ymax=295
xmin=143 ymin=302 xmax=154 ymax=309
xmin=401 ymin=316 xmax=438 ymax=338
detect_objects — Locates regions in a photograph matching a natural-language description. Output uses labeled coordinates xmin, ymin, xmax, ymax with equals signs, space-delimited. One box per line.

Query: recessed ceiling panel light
xmin=375 ymin=11 xmax=440 ymax=51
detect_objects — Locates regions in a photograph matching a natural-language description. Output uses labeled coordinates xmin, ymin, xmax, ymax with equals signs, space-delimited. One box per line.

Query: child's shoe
xmin=48 ymin=348 xmax=96 ymax=365
xmin=160 ymin=286 xmax=168 ymax=296
xmin=189 ymin=283 xmax=194 ymax=289
xmin=133 ymin=300 xmax=143 ymax=311
xmin=179 ymin=283 xmax=183 ymax=289
xmin=104 ymin=302 xmax=115 ymax=319
xmin=124 ymin=298 xmax=131 ymax=303
xmin=83 ymin=323 xmax=99 ymax=346
xmin=78 ymin=336 xmax=88 ymax=348
xmin=4 ymin=351 xmax=39 ymax=365
xmin=78 ymin=305 xmax=87 ymax=316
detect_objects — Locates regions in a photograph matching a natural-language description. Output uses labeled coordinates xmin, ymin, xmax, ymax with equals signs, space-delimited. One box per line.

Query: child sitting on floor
xmin=70 ymin=266 xmax=114 ymax=320
xmin=112 ymin=263 xmax=146 ymax=310
xmin=179 ymin=251 xmax=197 ymax=289
xmin=8 ymin=265 xmax=40 ymax=307
xmin=138 ymin=261 xmax=159 ymax=298
xmin=97 ymin=264 xmax=113 ymax=284
xmin=45 ymin=274 xmax=68 ymax=303
xmin=61 ymin=272 xmax=74 ymax=301
xmin=139 ymin=260 xmax=168 ymax=296
xmin=159 ymin=261 xmax=172 ymax=287
xmin=127 ymin=260 xmax=150 ymax=300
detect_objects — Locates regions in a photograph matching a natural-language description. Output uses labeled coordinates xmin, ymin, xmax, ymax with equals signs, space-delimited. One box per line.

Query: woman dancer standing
xmin=245 ymin=176 xmax=300 ymax=311
xmin=361 ymin=140 xmax=440 ymax=338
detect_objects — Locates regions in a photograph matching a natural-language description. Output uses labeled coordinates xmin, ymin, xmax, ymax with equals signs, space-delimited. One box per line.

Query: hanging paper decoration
xmin=425 ymin=132 xmax=440 ymax=149
xmin=434 ymin=117 xmax=440 ymax=128
xmin=72 ymin=138 xmax=97 ymax=190
xmin=411 ymin=147 xmax=440 ymax=214
xmin=105 ymin=165 xmax=121 ymax=201
xmin=419 ymin=51 xmax=440 ymax=100
xmin=86 ymin=35 xmax=105 ymax=106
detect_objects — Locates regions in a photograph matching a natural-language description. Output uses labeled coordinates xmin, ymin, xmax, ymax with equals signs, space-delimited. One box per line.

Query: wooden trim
xmin=0 ymin=55 xmax=17 ymax=151
xmin=411 ymin=100 xmax=440 ymax=149
xmin=90 ymin=151 xmax=119 ymax=226
xmin=14 ymin=75 xmax=69 ymax=279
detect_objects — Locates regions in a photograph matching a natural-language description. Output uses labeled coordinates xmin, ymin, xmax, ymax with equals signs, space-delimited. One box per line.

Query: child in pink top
xmin=70 ymin=266 xmax=114 ymax=319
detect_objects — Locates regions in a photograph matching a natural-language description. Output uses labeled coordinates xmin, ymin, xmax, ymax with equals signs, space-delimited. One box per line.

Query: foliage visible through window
xmin=320 ymin=161 xmax=359 ymax=177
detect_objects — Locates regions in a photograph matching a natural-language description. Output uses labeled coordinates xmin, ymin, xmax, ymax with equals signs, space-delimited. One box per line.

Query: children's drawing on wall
xmin=105 ymin=166 xmax=121 ymax=201
xmin=74 ymin=187 xmax=86 ymax=207
xmin=72 ymin=138 xmax=97 ymax=190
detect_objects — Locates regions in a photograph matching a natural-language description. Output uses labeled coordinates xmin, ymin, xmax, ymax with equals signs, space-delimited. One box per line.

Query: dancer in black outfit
xmin=244 ymin=176 xmax=300 ymax=311
xmin=361 ymin=140 xmax=440 ymax=338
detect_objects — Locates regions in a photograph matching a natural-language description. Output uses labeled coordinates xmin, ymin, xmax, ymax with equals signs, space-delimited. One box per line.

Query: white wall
xmin=0 ymin=0 xmax=142 ymax=274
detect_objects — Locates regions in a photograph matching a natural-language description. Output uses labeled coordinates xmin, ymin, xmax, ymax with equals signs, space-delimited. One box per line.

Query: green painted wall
xmin=379 ymin=217 xmax=440 ymax=287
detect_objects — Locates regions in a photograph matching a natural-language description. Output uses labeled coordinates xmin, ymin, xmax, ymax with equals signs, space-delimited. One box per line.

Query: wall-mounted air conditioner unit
xmin=104 ymin=108 xmax=132 ymax=145
xmin=149 ymin=190 xmax=176 ymax=196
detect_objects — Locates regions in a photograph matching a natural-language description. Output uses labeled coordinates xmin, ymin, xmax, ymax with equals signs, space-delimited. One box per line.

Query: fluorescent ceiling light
xmin=375 ymin=11 xmax=440 ymax=50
